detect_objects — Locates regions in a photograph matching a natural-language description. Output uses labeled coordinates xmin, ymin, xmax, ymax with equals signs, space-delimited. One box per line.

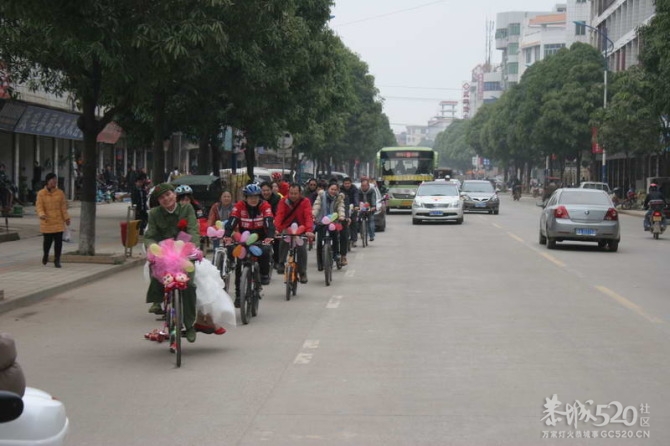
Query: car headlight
xmin=490 ymin=195 xmax=499 ymax=202
xmin=410 ymin=190 xmax=416 ymax=196
xmin=412 ymin=201 xmax=421 ymax=209
xmin=462 ymin=194 xmax=471 ymax=201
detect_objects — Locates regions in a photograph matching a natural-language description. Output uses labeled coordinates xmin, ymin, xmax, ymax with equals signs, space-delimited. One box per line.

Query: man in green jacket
xmin=144 ymin=183 xmax=200 ymax=343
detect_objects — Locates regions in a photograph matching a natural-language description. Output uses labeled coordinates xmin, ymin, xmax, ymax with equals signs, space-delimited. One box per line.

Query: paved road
xmin=1 ymin=195 xmax=668 ymax=445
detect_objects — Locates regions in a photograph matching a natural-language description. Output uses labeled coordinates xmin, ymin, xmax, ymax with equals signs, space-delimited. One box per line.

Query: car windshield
xmin=417 ymin=184 xmax=459 ymax=197
xmin=559 ymin=191 xmax=611 ymax=206
xmin=462 ymin=182 xmax=494 ymax=193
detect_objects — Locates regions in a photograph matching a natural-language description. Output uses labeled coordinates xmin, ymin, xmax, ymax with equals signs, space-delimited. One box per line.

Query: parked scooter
xmin=646 ymin=199 xmax=667 ymax=239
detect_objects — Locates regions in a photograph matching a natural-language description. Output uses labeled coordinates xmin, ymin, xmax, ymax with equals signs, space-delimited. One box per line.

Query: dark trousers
xmin=339 ymin=220 xmax=350 ymax=256
xmin=43 ymin=232 xmax=63 ymax=262
xmin=234 ymin=245 xmax=271 ymax=296
xmin=278 ymin=239 xmax=308 ymax=275
xmin=316 ymin=225 xmax=340 ymax=269
xmin=136 ymin=210 xmax=148 ymax=235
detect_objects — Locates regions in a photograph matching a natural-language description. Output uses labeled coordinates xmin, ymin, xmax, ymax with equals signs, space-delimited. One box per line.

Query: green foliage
xmin=433 ymin=120 xmax=475 ymax=172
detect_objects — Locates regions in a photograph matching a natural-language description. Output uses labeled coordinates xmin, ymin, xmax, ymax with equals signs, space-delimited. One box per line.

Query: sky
xmin=330 ymin=0 xmax=561 ymax=133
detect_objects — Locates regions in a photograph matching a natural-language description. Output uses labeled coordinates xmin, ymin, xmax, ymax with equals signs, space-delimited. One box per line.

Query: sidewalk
xmin=0 ymin=201 xmax=146 ymax=314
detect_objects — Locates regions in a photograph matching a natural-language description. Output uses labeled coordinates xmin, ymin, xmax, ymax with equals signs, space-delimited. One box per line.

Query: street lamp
xmin=574 ymin=21 xmax=614 ymax=184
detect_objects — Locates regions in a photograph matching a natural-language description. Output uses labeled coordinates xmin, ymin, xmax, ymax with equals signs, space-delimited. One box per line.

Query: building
xmin=468 ymin=64 xmax=504 ymax=118
xmin=590 ymin=0 xmax=655 ymax=72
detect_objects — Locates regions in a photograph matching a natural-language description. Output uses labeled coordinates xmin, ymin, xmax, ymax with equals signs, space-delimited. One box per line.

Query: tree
xmin=0 ymin=0 xmax=227 ymax=255
xmin=434 ymin=120 xmax=475 ymax=172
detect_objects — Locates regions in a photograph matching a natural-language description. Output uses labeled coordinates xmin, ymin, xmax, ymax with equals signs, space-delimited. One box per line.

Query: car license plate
xmin=429 ymin=210 xmax=443 ymax=216
xmin=475 ymin=202 xmax=486 ymax=208
xmin=575 ymin=228 xmax=596 ymax=236
xmin=401 ymin=200 xmax=413 ymax=207
xmin=653 ymin=215 xmax=663 ymax=222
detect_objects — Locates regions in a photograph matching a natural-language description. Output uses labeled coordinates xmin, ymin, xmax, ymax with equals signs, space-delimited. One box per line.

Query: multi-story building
xmin=591 ymin=0 xmax=655 ymax=72
xmin=468 ymin=64 xmax=504 ymax=118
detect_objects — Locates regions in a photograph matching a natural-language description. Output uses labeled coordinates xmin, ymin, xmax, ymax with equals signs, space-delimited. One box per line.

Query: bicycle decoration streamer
xmin=232 ymin=230 xmax=263 ymax=259
xmin=147 ymin=239 xmax=203 ymax=290
xmin=321 ymin=212 xmax=342 ymax=232
xmin=283 ymin=222 xmax=306 ymax=247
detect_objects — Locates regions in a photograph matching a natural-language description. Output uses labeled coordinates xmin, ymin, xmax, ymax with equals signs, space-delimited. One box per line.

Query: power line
xmin=380 ymin=85 xmax=463 ymax=91
xmin=334 ymin=0 xmax=448 ymax=27
xmin=383 ymin=96 xmax=455 ymax=102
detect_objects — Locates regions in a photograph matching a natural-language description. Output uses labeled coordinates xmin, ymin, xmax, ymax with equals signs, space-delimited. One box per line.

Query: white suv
xmin=579 ymin=182 xmax=611 ymax=194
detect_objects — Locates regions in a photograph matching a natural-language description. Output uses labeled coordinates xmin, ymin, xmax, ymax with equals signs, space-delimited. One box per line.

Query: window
xmin=525 ymin=48 xmax=532 ymax=64
xmin=509 ymin=23 xmax=521 ymax=36
xmin=495 ymin=28 xmax=508 ymax=39
xmin=544 ymin=44 xmax=565 ymax=58
xmin=507 ymin=63 xmax=519 ymax=75
xmin=483 ymin=82 xmax=501 ymax=91
xmin=534 ymin=46 xmax=541 ymax=61
xmin=575 ymin=21 xmax=586 ymax=36
xmin=508 ymin=43 xmax=519 ymax=55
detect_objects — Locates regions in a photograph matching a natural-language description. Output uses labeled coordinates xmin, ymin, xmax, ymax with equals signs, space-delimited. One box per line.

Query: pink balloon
xmin=322 ymin=216 xmax=331 ymax=225
xmin=232 ymin=232 xmax=241 ymax=242
xmin=284 ymin=236 xmax=291 ymax=243
xmin=216 ymin=229 xmax=225 ymax=238
xmin=240 ymin=231 xmax=250 ymax=243
xmin=295 ymin=237 xmax=304 ymax=246
xmin=328 ymin=223 xmax=336 ymax=231
xmin=207 ymin=226 xmax=218 ymax=237
xmin=290 ymin=222 xmax=298 ymax=234
xmin=335 ymin=223 xmax=343 ymax=231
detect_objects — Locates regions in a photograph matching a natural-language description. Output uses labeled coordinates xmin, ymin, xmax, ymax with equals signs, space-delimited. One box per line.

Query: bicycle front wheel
xmin=171 ymin=290 xmax=182 ymax=367
xmin=360 ymin=220 xmax=368 ymax=247
xmin=251 ymin=264 xmax=260 ymax=317
xmin=285 ymin=263 xmax=293 ymax=301
xmin=239 ymin=266 xmax=252 ymax=324
xmin=323 ymin=242 xmax=332 ymax=286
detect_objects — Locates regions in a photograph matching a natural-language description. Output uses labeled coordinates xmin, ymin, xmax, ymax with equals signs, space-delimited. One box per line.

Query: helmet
xmin=243 ymin=183 xmax=262 ymax=196
xmin=175 ymin=185 xmax=193 ymax=196
xmin=271 ymin=172 xmax=282 ymax=181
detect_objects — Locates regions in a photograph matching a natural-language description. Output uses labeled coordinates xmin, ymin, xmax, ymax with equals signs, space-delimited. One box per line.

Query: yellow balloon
xmin=149 ymin=244 xmax=162 ymax=256
xmin=215 ymin=220 xmax=223 ymax=229
xmin=184 ymin=261 xmax=195 ymax=272
xmin=331 ymin=212 xmax=339 ymax=221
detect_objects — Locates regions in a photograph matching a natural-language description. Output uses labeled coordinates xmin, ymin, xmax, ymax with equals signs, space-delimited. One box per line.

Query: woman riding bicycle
xmin=275 ymin=183 xmax=315 ymax=284
xmin=312 ymin=181 xmax=346 ymax=271
xmin=223 ymin=184 xmax=275 ymax=306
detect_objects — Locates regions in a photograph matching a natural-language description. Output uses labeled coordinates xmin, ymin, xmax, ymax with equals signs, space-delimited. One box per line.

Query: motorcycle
xmin=646 ymin=199 xmax=667 ymax=239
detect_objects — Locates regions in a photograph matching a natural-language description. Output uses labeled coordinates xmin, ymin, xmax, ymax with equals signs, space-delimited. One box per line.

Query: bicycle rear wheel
xmin=239 ymin=266 xmax=252 ymax=324
xmin=251 ymin=264 xmax=260 ymax=317
xmin=360 ymin=220 xmax=368 ymax=247
xmin=285 ymin=263 xmax=293 ymax=301
xmin=323 ymin=242 xmax=332 ymax=286
xmin=170 ymin=290 xmax=182 ymax=367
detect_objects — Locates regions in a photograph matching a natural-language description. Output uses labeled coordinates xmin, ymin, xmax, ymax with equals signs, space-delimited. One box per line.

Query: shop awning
xmin=97 ymin=121 xmax=123 ymax=144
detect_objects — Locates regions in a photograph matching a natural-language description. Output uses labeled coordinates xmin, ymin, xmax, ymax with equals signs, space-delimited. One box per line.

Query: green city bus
xmin=376 ymin=146 xmax=438 ymax=212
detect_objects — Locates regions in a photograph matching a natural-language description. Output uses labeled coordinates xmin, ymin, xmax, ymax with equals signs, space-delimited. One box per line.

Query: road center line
xmin=327 ymin=295 xmax=343 ymax=309
xmin=507 ymin=232 xmax=524 ymax=243
xmin=293 ymin=353 xmax=313 ymax=364
xmin=303 ymin=339 xmax=320 ymax=349
xmin=595 ymin=285 xmax=663 ymax=324
xmin=539 ymin=252 xmax=566 ymax=268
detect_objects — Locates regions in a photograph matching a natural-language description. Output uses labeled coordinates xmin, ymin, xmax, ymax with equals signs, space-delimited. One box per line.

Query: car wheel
xmin=608 ymin=240 xmax=619 ymax=252
xmin=456 ymin=217 xmax=463 ymax=225
xmin=597 ymin=240 xmax=607 ymax=249
xmin=547 ymin=237 xmax=556 ymax=249
xmin=539 ymin=230 xmax=546 ymax=245
xmin=488 ymin=210 xmax=493 ymax=214
xmin=412 ymin=218 xmax=419 ymax=225
xmin=493 ymin=209 xmax=499 ymax=215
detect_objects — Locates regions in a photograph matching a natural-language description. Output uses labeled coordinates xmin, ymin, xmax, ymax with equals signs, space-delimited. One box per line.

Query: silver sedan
xmin=539 ymin=188 xmax=620 ymax=252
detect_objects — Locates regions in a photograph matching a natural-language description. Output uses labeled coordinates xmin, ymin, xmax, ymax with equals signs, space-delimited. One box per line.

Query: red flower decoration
xmin=177 ymin=219 xmax=188 ymax=231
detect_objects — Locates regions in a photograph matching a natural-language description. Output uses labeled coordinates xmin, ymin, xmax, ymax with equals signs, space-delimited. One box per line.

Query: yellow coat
xmin=36 ymin=187 xmax=70 ymax=234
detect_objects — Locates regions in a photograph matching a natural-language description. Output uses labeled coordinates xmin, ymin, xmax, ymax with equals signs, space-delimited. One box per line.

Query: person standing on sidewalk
xmin=131 ymin=174 xmax=148 ymax=235
xmin=36 ymin=173 xmax=70 ymax=268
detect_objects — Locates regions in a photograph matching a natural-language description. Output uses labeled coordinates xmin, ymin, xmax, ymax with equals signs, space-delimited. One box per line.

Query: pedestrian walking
xmin=36 ymin=173 xmax=70 ymax=268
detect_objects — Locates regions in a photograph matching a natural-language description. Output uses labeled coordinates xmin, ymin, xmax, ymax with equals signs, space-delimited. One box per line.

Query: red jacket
xmin=274 ymin=196 xmax=314 ymax=234
xmin=225 ymin=200 xmax=275 ymax=238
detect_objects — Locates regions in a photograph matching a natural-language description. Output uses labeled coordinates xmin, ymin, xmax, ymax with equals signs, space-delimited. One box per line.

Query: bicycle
xmin=229 ymin=241 xmax=266 ymax=325
xmin=280 ymin=234 xmax=308 ymax=300
xmin=317 ymin=224 xmax=341 ymax=286
xmin=163 ymin=287 xmax=184 ymax=367
xmin=358 ymin=208 xmax=370 ymax=248
xmin=211 ymin=239 xmax=235 ymax=292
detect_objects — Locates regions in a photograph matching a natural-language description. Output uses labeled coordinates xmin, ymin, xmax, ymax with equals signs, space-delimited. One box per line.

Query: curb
xmin=0 ymin=257 xmax=145 ymax=315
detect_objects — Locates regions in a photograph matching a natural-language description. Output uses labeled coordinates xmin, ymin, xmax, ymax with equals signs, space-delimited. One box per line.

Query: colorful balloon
xmin=297 ymin=225 xmax=305 ymax=234
xmin=232 ymin=232 xmax=241 ymax=242
xmin=331 ymin=212 xmax=339 ymax=221
xmin=295 ymin=237 xmax=304 ymax=247
xmin=215 ymin=220 xmax=223 ymax=229
xmin=233 ymin=244 xmax=246 ymax=259
xmin=149 ymin=244 xmax=162 ymax=256
xmin=215 ymin=229 xmax=225 ymax=238
xmin=335 ymin=223 xmax=343 ymax=232
xmin=207 ymin=226 xmax=218 ymax=237
xmin=246 ymin=232 xmax=259 ymax=245
xmin=184 ymin=261 xmax=195 ymax=272
xmin=290 ymin=222 xmax=298 ymax=234
xmin=321 ymin=216 xmax=331 ymax=225
xmin=249 ymin=245 xmax=263 ymax=256
xmin=240 ymin=231 xmax=250 ymax=243
xmin=328 ymin=223 xmax=336 ymax=231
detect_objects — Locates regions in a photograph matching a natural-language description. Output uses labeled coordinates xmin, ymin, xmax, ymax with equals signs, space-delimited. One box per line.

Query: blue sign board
xmin=14 ymin=105 xmax=83 ymax=140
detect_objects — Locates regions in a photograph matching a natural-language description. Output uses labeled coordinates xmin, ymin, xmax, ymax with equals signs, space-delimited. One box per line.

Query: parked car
xmin=539 ymin=188 xmax=620 ymax=252
xmin=411 ymin=181 xmax=463 ymax=225
xmin=460 ymin=180 xmax=499 ymax=214
xmin=170 ymin=175 xmax=224 ymax=215
xmin=578 ymin=181 xmax=611 ymax=194
xmin=0 ymin=387 xmax=69 ymax=446
xmin=354 ymin=182 xmax=387 ymax=232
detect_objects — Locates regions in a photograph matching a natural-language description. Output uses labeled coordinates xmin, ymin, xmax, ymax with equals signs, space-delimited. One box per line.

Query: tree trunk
xmin=151 ymin=93 xmax=166 ymax=185
xmin=244 ymin=137 xmax=255 ymax=183
xmin=77 ymin=95 xmax=100 ymax=256
xmin=211 ymin=132 xmax=222 ymax=176
xmin=198 ymin=134 xmax=209 ymax=175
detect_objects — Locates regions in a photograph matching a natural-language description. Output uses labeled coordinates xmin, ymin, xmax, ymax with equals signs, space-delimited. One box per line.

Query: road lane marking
xmin=539 ymin=252 xmax=566 ymax=268
xmin=507 ymin=232 xmax=524 ymax=243
xmin=493 ymin=223 xmax=503 ymax=229
xmin=293 ymin=353 xmax=313 ymax=364
xmin=303 ymin=339 xmax=320 ymax=349
xmin=327 ymin=295 xmax=343 ymax=309
xmin=345 ymin=269 xmax=356 ymax=278
xmin=595 ymin=286 xmax=663 ymax=324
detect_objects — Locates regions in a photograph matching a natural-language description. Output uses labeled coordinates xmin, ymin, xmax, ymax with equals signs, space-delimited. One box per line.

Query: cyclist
xmin=223 ymin=184 xmax=275 ymax=305
xmin=207 ymin=190 xmax=234 ymax=252
xmin=275 ymin=183 xmax=315 ymax=283
xmin=175 ymin=185 xmax=204 ymax=219
xmin=358 ymin=177 xmax=377 ymax=242
xmin=341 ymin=177 xmax=360 ymax=249
xmin=312 ymin=181 xmax=346 ymax=271
xmin=304 ymin=178 xmax=319 ymax=204
xmin=144 ymin=183 xmax=199 ymax=343
xmin=261 ymin=181 xmax=282 ymax=268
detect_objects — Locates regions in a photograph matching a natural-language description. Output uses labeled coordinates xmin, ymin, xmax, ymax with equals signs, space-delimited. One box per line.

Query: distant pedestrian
xmin=131 ymin=174 xmax=149 ymax=234
xmin=36 ymin=173 xmax=70 ymax=268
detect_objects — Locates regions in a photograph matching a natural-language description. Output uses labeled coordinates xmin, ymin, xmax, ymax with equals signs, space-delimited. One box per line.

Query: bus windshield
xmin=379 ymin=149 xmax=435 ymax=176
